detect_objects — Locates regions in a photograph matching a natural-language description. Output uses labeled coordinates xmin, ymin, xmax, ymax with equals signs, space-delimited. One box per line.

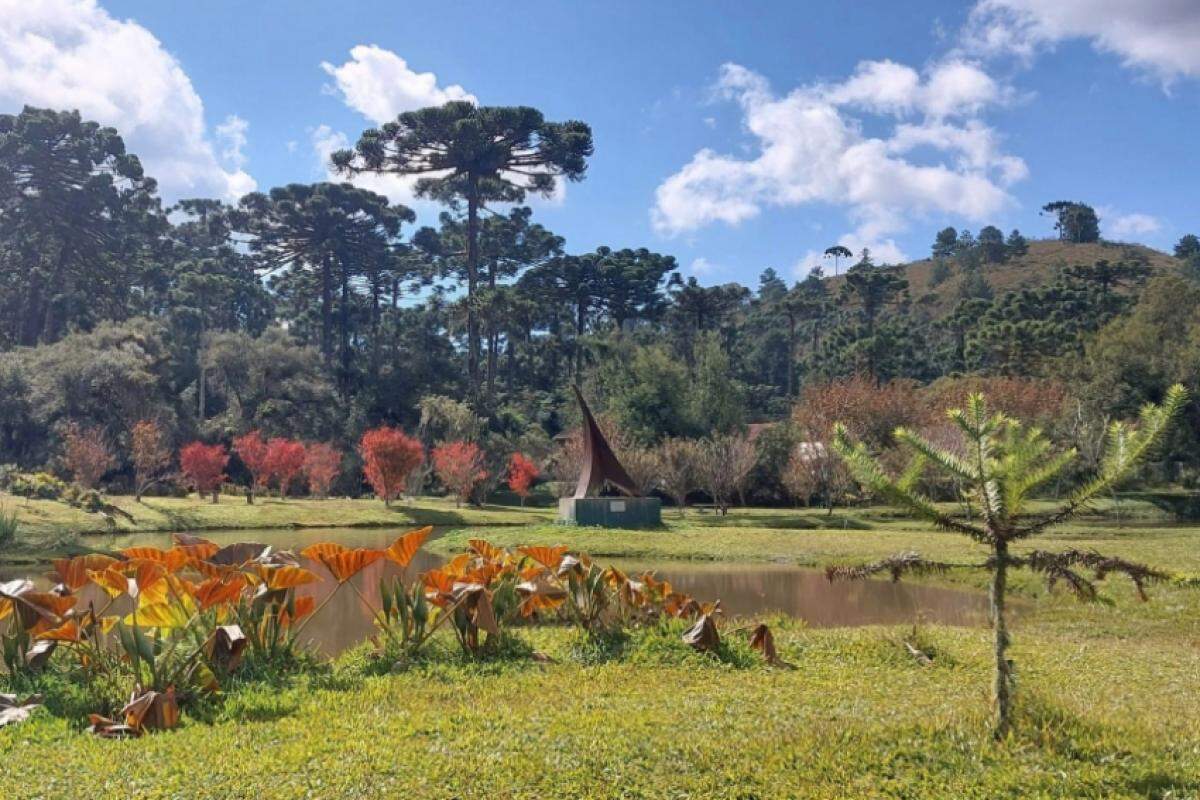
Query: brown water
xmin=1 ymin=527 xmax=992 ymax=655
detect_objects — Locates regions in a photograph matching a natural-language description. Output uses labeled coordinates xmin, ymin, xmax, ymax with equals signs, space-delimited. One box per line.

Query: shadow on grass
xmin=680 ymin=512 xmax=873 ymax=531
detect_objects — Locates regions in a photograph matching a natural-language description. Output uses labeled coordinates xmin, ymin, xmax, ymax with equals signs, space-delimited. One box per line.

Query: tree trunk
xmin=211 ymin=488 xmax=220 ymax=504
xmin=786 ymin=313 xmax=796 ymax=397
xmin=990 ymin=539 xmax=1013 ymax=739
xmin=466 ymin=182 xmax=481 ymax=395
xmin=321 ymin=252 xmax=334 ymax=366
xmin=338 ymin=252 xmax=352 ymax=392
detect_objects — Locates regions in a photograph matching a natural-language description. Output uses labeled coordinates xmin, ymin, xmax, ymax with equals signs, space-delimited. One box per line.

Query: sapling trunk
xmin=990 ymin=539 xmax=1012 ymax=738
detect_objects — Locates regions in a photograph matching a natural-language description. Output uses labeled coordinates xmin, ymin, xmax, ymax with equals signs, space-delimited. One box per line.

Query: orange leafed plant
xmin=383 ymin=526 xmax=433 ymax=567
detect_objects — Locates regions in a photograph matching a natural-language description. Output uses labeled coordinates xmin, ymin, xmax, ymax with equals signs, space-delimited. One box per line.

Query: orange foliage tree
xmin=433 ymin=441 xmax=488 ymax=508
xmin=506 ymin=452 xmax=538 ymax=506
xmin=232 ymin=431 xmax=271 ymax=503
xmin=304 ymin=442 xmax=342 ymax=498
xmin=359 ymin=427 xmax=423 ymax=506
xmin=130 ymin=419 xmax=172 ymax=501
xmin=265 ymin=438 xmax=306 ymax=499
xmin=179 ymin=442 xmax=229 ymax=503
xmin=61 ymin=422 xmax=115 ymax=489
xmin=792 ymin=375 xmax=929 ymax=449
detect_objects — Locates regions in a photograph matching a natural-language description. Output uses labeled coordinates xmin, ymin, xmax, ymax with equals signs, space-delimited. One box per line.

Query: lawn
xmin=1 ymin=502 xmax=1198 ymax=798
xmin=0 ymin=492 xmax=553 ymax=560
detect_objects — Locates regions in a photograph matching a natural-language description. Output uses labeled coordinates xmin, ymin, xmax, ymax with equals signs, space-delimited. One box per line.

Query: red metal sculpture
xmin=572 ymin=384 xmax=639 ymax=499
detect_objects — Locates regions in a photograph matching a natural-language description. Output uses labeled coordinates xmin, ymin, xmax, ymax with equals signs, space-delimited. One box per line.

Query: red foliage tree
xmin=433 ymin=441 xmax=488 ymax=508
xmin=304 ymin=442 xmax=342 ymax=499
xmin=359 ymin=427 xmax=423 ymax=506
xmin=265 ymin=438 xmax=306 ymax=499
xmin=232 ymin=430 xmax=271 ymax=503
xmin=506 ymin=452 xmax=538 ymax=507
xmin=179 ymin=442 xmax=229 ymax=503
xmin=131 ymin=419 xmax=173 ymax=501
xmin=61 ymin=422 xmax=115 ymax=490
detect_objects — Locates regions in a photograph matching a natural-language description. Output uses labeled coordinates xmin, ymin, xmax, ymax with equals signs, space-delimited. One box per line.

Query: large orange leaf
xmin=37 ymin=619 xmax=82 ymax=642
xmin=257 ymin=565 xmax=320 ymax=590
xmin=0 ymin=598 xmax=11 ymax=623
xmin=441 ymin=553 xmax=471 ymax=577
xmin=195 ymin=575 xmax=247 ymax=610
xmin=308 ymin=548 xmax=383 ymax=583
xmin=278 ymin=595 xmax=315 ymax=626
xmin=383 ymin=526 xmax=432 ymax=567
xmin=89 ymin=567 xmax=131 ymax=598
xmin=121 ymin=546 xmax=189 ymax=573
xmin=467 ymin=538 xmax=506 ymax=562
xmin=518 ymin=545 xmax=568 ymax=571
xmin=299 ymin=542 xmax=351 ymax=562
xmin=50 ymin=554 xmax=118 ymax=591
xmin=422 ymin=569 xmax=456 ymax=606
xmin=171 ymin=534 xmax=219 ymax=561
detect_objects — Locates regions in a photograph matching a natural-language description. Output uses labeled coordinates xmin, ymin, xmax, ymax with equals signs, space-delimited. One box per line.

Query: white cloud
xmin=654 ymin=61 xmax=1023 ymax=263
xmin=216 ymin=114 xmax=249 ymax=170
xmin=689 ymin=257 xmax=718 ymax=275
xmin=0 ymin=0 xmax=255 ymax=202
xmin=964 ymin=0 xmax=1200 ymax=82
xmin=1105 ymin=211 xmax=1162 ymax=239
xmin=321 ymin=44 xmax=475 ymax=124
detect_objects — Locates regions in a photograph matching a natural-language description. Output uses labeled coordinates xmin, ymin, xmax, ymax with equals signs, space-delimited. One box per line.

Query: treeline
xmin=1 ymin=104 xmax=1199 ymax=501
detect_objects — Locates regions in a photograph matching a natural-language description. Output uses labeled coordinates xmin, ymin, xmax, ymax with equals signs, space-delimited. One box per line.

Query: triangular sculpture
xmin=572 ymin=384 xmax=640 ymax=499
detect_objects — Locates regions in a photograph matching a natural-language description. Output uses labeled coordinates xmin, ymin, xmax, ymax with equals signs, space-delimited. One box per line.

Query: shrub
xmin=8 ymin=472 xmax=67 ymax=500
xmin=61 ymin=423 xmax=114 ymax=489
xmin=303 ymin=442 xmax=341 ymax=498
xmin=131 ymin=420 xmax=173 ymax=501
xmin=265 ymin=438 xmax=306 ymax=499
xmin=432 ymin=441 xmax=488 ymax=508
xmin=506 ymin=453 xmax=538 ymax=506
xmin=232 ymin=431 xmax=271 ymax=503
xmin=360 ymin=427 xmax=423 ymax=506
xmin=179 ymin=442 xmax=229 ymax=503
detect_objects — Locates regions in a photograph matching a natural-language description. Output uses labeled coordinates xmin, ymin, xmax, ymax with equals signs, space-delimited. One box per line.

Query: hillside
xmin=824 ymin=239 xmax=1180 ymax=319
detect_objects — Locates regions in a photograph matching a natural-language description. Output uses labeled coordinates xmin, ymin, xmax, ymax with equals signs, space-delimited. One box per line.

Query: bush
xmin=8 ymin=471 xmax=67 ymax=500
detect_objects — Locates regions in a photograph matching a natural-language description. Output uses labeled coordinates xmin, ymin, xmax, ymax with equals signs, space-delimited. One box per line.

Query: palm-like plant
xmin=830 ymin=385 xmax=1187 ymax=738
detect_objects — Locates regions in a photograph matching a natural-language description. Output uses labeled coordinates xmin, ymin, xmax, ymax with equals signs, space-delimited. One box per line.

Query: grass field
xmin=1 ymin=500 xmax=1197 ymax=798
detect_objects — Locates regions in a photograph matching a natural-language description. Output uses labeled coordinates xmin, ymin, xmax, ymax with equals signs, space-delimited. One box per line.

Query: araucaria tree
xmin=830 ymin=386 xmax=1187 ymax=738
xmin=130 ymin=419 xmax=172 ymax=501
xmin=360 ymin=427 xmax=423 ymax=506
xmin=61 ymin=423 xmax=114 ymax=489
xmin=332 ymin=102 xmax=594 ymax=394
xmin=179 ymin=442 xmax=229 ymax=503
xmin=433 ymin=441 xmax=488 ymax=508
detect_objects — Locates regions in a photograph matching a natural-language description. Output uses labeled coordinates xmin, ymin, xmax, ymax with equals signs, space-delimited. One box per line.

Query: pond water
xmin=1 ymin=527 xmax=992 ymax=655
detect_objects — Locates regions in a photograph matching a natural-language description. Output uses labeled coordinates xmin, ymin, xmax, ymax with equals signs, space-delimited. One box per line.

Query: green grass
xmin=2 ymin=503 xmax=1198 ymax=797
xmin=0 ymin=492 xmax=554 ymax=560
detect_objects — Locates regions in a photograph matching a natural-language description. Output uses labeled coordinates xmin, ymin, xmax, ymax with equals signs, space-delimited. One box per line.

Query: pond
xmin=1 ymin=526 xmax=992 ymax=656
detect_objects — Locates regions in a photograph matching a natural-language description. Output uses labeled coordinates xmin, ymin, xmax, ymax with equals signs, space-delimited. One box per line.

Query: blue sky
xmin=3 ymin=0 xmax=1198 ymax=285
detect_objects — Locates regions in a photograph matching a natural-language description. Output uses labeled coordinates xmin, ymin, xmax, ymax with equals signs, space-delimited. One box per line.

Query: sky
xmin=1 ymin=0 xmax=1198 ymax=286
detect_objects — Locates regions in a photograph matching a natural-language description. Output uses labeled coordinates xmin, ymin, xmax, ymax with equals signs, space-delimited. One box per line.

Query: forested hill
xmin=3 ymin=105 xmax=1200 ymax=494
xmin=825 ymin=239 xmax=1178 ymax=319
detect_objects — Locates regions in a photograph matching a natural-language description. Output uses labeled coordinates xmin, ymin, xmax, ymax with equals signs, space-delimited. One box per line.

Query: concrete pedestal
xmin=557 ymin=497 xmax=662 ymax=528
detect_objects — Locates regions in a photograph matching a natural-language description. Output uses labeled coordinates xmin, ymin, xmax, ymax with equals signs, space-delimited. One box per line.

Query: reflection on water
xmin=1 ymin=527 xmax=992 ymax=656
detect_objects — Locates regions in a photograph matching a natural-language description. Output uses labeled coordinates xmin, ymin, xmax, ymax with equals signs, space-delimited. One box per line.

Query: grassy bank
xmin=2 ymin=503 xmax=1197 ymax=797
xmin=1 ymin=613 xmax=1196 ymax=799
xmin=0 ymin=492 xmax=554 ymax=560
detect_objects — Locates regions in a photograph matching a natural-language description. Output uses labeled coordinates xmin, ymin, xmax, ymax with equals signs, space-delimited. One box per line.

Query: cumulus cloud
xmin=1105 ymin=211 xmax=1162 ymax=239
xmin=0 ymin=0 xmax=255 ymax=201
xmin=689 ymin=257 xmax=719 ymax=275
xmin=321 ymin=45 xmax=476 ymax=124
xmin=964 ymin=0 xmax=1200 ymax=82
xmin=654 ymin=61 xmax=1024 ymax=261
